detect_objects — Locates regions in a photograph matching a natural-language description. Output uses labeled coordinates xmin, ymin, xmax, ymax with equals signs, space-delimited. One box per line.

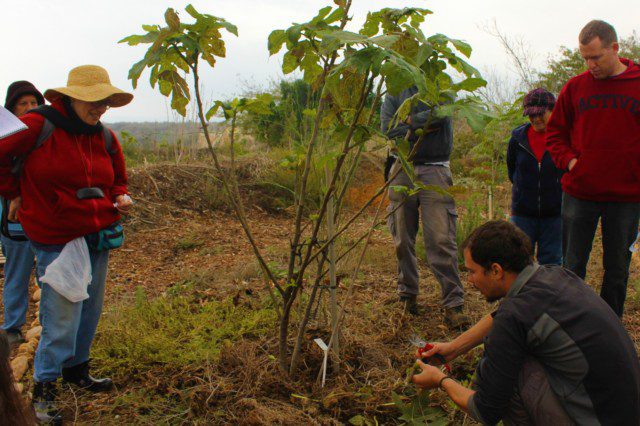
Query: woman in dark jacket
xmin=1 ymin=81 xmax=44 ymax=347
xmin=506 ymin=88 xmax=563 ymax=265
xmin=0 ymin=65 xmax=133 ymax=423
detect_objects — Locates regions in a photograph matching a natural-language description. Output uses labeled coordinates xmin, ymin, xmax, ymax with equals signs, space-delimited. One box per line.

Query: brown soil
xmin=2 ymin=162 xmax=639 ymax=425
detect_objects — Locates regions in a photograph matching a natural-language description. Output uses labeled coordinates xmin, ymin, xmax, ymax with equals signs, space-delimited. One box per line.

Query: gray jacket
xmin=468 ymin=264 xmax=640 ymax=425
xmin=380 ymin=86 xmax=453 ymax=163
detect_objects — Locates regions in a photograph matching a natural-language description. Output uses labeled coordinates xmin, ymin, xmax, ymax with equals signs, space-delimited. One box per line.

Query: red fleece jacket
xmin=0 ymin=102 xmax=128 ymax=244
xmin=546 ymin=58 xmax=640 ymax=202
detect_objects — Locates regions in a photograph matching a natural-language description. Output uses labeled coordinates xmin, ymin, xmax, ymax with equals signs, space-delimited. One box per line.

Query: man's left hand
xmin=412 ymin=359 xmax=447 ymax=389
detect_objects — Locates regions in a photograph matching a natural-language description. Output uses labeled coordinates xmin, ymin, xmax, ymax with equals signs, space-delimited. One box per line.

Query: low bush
xmin=92 ymin=286 xmax=277 ymax=375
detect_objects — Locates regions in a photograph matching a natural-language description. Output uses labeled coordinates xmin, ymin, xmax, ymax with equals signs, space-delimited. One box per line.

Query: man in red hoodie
xmin=546 ymin=20 xmax=640 ymax=317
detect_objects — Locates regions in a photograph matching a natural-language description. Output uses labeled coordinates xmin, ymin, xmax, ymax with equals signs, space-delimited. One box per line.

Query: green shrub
xmin=456 ymin=195 xmax=487 ymax=265
xmin=251 ymin=147 xmax=325 ymax=211
xmin=92 ymin=287 xmax=277 ymax=375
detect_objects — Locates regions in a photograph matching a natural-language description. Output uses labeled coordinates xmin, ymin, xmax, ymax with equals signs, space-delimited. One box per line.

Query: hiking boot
xmin=444 ymin=306 xmax=471 ymax=330
xmin=399 ymin=295 xmax=420 ymax=316
xmin=62 ymin=360 xmax=113 ymax=392
xmin=33 ymin=381 xmax=63 ymax=425
xmin=6 ymin=329 xmax=25 ymax=346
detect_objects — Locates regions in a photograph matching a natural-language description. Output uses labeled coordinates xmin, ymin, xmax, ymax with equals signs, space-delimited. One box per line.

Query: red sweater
xmin=0 ymin=102 xmax=128 ymax=244
xmin=527 ymin=126 xmax=547 ymax=162
xmin=546 ymin=58 xmax=640 ymax=202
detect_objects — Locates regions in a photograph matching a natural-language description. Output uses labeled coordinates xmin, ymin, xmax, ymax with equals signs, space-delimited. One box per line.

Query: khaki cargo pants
xmin=387 ymin=162 xmax=464 ymax=308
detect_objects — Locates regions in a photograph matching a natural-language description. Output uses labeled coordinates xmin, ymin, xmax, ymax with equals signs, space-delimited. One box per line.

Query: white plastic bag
xmin=40 ymin=237 xmax=92 ymax=303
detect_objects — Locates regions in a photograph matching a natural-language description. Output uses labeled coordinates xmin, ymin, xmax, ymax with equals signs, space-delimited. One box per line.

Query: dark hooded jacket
xmin=380 ymin=86 xmax=453 ymax=163
xmin=507 ymin=123 xmax=563 ymax=217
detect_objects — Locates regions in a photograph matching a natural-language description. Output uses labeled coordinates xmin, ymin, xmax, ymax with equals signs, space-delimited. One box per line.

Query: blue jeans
xmin=510 ymin=216 xmax=562 ymax=265
xmin=562 ymin=193 xmax=640 ymax=317
xmin=32 ymin=243 xmax=109 ymax=382
xmin=1 ymin=234 xmax=36 ymax=332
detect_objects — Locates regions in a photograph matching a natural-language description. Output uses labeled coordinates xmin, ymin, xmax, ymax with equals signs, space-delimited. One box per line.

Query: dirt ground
xmin=3 ymin=163 xmax=640 ymax=425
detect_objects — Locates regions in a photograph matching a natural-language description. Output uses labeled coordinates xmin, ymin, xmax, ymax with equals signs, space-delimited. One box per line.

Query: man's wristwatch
xmin=438 ymin=376 xmax=453 ymax=390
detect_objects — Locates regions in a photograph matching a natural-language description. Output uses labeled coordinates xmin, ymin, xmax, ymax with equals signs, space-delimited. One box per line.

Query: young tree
xmin=121 ymin=2 xmax=491 ymax=377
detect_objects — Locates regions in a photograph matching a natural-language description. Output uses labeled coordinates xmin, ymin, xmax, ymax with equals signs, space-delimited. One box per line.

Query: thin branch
xmin=191 ymin=58 xmax=285 ymax=302
xmin=318 ymin=189 xmax=388 ymax=383
xmin=287 ymin=0 xmax=354 ymax=283
xmin=333 ymin=76 xmax=386 ymax=220
xmin=294 ymin=72 xmax=374 ymax=288
xmin=289 ymin=255 xmax=327 ymax=374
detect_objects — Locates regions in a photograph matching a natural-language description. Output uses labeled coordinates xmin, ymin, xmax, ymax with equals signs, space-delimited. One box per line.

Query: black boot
xmin=32 ymin=381 xmax=63 ymax=425
xmin=399 ymin=295 xmax=420 ymax=316
xmin=61 ymin=360 xmax=113 ymax=392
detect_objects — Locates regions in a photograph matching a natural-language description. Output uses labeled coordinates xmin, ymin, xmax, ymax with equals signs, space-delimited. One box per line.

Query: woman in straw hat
xmin=0 ymin=65 xmax=133 ymax=423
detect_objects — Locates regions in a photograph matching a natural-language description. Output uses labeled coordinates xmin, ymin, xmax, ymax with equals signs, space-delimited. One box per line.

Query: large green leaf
xmin=450 ymin=38 xmax=472 ymax=58
xmin=369 ymin=34 xmax=401 ymax=49
xmin=437 ymin=98 xmax=495 ymax=132
xmin=268 ymin=30 xmax=287 ymax=55
xmin=243 ymin=93 xmax=275 ymax=116
xmin=360 ymin=12 xmax=380 ymax=37
xmin=300 ymin=53 xmax=324 ymax=84
xmin=332 ymin=47 xmax=387 ymax=76
xmin=452 ymin=77 xmax=487 ymax=92
xmin=380 ymin=60 xmax=413 ymax=96
xmin=325 ymin=7 xmax=344 ymax=24
xmin=184 ymin=4 xmax=203 ymax=20
xmin=217 ymin=20 xmax=238 ymax=37
xmin=286 ymin=25 xmax=302 ymax=44
xmin=282 ymin=51 xmax=299 ymax=74
xmin=381 ymin=53 xmax=426 ymax=96
xmin=118 ymin=32 xmax=158 ymax=46
xmin=127 ymin=58 xmax=148 ymax=88
xmin=319 ymin=29 xmax=368 ymax=44
xmin=310 ymin=6 xmax=333 ymax=25
xmin=206 ymin=100 xmax=230 ymax=120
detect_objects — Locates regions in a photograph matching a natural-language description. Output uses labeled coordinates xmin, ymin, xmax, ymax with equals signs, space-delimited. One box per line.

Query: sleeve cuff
xmin=558 ymin=152 xmax=578 ymax=172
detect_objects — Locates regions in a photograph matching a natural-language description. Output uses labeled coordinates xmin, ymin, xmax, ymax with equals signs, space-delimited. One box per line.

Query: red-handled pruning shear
xmin=410 ymin=335 xmax=451 ymax=374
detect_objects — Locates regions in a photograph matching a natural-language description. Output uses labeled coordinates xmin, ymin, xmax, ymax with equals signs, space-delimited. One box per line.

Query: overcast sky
xmin=1 ymin=0 xmax=638 ymax=122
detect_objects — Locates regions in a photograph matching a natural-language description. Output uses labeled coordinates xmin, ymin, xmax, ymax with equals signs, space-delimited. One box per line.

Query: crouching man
xmin=412 ymin=220 xmax=640 ymax=424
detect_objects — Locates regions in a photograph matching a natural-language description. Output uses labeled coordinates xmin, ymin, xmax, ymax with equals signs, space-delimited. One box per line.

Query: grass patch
xmin=93 ymin=286 xmax=277 ymax=375
xmin=456 ymin=194 xmax=486 ymax=265
xmin=173 ymin=231 xmax=205 ymax=251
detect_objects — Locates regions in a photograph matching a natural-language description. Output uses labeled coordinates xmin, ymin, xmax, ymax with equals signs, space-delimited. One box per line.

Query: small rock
xmin=17 ymin=343 xmax=34 ymax=356
xmin=32 ymin=289 xmax=41 ymax=302
xmin=28 ymin=339 xmax=39 ymax=352
xmin=11 ymin=356 xmax=29 ymax=381
xmin=25 ymin=326 xmax=42 ymax=341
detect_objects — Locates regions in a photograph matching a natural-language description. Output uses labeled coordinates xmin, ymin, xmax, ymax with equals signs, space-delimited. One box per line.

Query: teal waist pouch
xmin=87 ymin=222 xmax=124 ymax=251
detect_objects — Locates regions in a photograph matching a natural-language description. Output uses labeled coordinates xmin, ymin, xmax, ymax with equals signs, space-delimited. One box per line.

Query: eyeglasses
xmin=89 ymin=99 xmax=112 ymax=109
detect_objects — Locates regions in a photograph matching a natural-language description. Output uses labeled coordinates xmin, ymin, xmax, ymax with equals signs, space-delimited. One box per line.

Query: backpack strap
xmin=35 ymin=119 xmax=56 ymax=150
xmin=10 ymin=118 xmax=55 ymax=176
xmin=102 ymin=126 xmax=115 ymax=154
xmin=0 ymin=198 xmax=28 ymax=241
xmin=3 ymin=119 xmax=57 ymax=240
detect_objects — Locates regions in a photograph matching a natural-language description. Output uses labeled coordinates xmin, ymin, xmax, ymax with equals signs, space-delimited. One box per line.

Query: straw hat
xmin=44 ymin=65 xmax=133 ymax=108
